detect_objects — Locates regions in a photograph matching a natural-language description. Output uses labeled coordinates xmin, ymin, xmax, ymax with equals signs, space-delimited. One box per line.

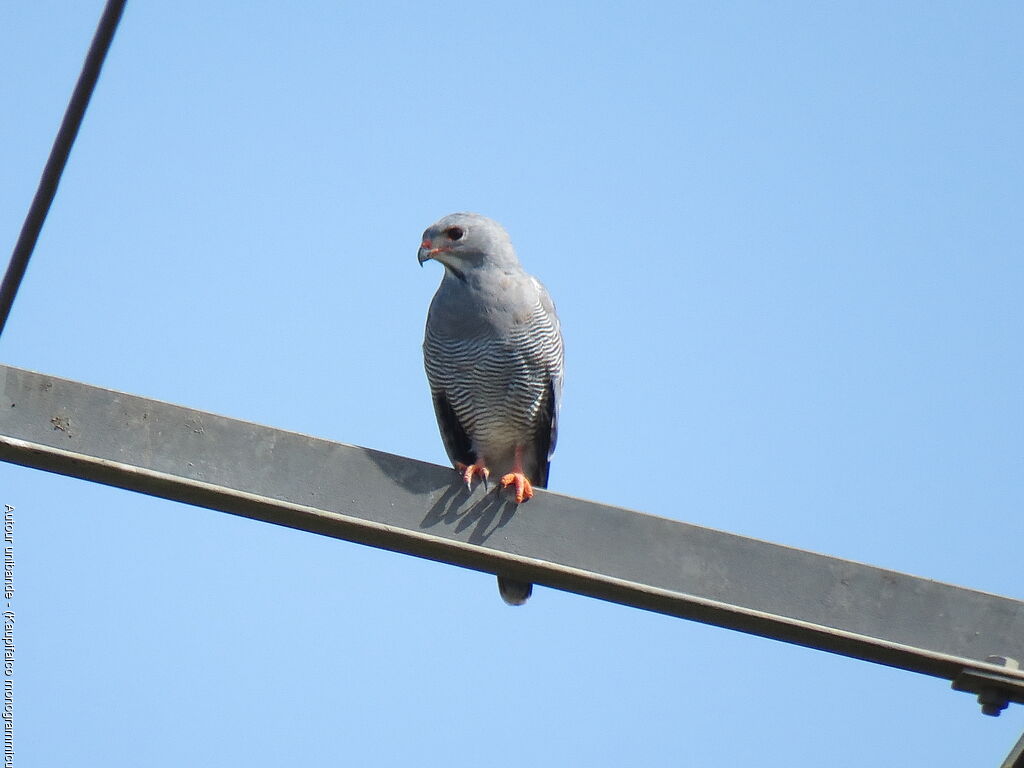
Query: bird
xmin=419 ymin=212 xmax=564 ymax=605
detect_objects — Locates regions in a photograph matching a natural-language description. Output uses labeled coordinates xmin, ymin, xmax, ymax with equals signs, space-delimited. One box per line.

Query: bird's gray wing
xmin=528 ymin=280 xmax=564 ymax=489
xmin=528 ymin=377 xmax=559 ymax=488
xmin=431 ymin=391 xmax=475 ymax=468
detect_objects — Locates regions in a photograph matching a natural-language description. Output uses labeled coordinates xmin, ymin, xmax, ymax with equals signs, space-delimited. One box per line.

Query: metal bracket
xmin=951 ymin=656 xmax=1024 ymax=716
xmin=1001 ymin=730 xmax=1024 ymax=768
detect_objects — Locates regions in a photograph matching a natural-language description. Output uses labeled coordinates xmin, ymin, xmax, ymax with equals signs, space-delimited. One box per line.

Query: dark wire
xmin=0 ymin=0 xmax=128 ymax=338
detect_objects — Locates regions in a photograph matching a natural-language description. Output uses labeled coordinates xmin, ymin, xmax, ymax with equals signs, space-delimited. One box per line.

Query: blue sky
xmin=2 ymin=2 xmax=1022 ymax=765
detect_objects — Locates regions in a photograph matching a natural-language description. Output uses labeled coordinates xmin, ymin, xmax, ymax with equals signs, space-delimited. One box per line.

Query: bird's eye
xmin=445 ymin=226 xmax=464 ymax=241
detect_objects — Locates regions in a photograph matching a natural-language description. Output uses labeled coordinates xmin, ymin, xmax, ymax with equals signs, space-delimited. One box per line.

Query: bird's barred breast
xmin=424 ymin=301 xmax=562 ymax=450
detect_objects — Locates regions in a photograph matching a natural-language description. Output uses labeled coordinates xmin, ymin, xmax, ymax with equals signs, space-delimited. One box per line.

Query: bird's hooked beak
xmin=417 ymin=238 xmax=450 ymax=267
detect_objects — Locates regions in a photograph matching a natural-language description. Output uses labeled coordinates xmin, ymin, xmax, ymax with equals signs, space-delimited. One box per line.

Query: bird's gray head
xmin=417 ymin=213 xmax=521 ymax=278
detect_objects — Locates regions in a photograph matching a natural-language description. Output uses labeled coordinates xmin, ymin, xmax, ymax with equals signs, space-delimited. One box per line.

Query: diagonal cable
xmin=0 ymin=0 xmax=128 ymax=338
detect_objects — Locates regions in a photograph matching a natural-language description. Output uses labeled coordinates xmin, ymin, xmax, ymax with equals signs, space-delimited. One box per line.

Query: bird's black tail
xmin=496 ymin=439 xmax=550 ymax=606
xmin=497 ymin=576 xmax=532 ymax=606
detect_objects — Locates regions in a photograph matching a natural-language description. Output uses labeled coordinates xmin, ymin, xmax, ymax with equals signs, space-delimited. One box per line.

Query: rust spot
xmin=50 ymin=415 xmax=72 ymax=436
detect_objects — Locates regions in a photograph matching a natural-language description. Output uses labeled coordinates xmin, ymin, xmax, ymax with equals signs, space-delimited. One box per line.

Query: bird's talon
xmin=456 ymin=461 xmax=489 ymax=491
xmin=500 ymin=472 xmax=534 ymax=504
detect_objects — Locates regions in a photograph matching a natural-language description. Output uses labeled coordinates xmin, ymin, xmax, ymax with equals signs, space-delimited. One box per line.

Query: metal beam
xmin=1002 ymin=731 xmax=1024 ymax=768
xmin=2 ymin=363 xmax=1023 ymax=707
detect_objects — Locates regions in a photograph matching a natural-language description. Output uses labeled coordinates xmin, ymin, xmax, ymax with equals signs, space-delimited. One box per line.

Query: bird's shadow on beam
xmin=359 ymin=448 xmax=520 ymax=544
xmin=420 ymin=481 xmax=519 ymax=545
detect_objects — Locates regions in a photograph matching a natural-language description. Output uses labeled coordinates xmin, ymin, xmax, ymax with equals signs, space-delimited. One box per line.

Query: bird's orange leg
xmin=454 ymin=460 xmax=489 ymax=491
xmin=500 ymin=448 xmax=534 ymax=504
